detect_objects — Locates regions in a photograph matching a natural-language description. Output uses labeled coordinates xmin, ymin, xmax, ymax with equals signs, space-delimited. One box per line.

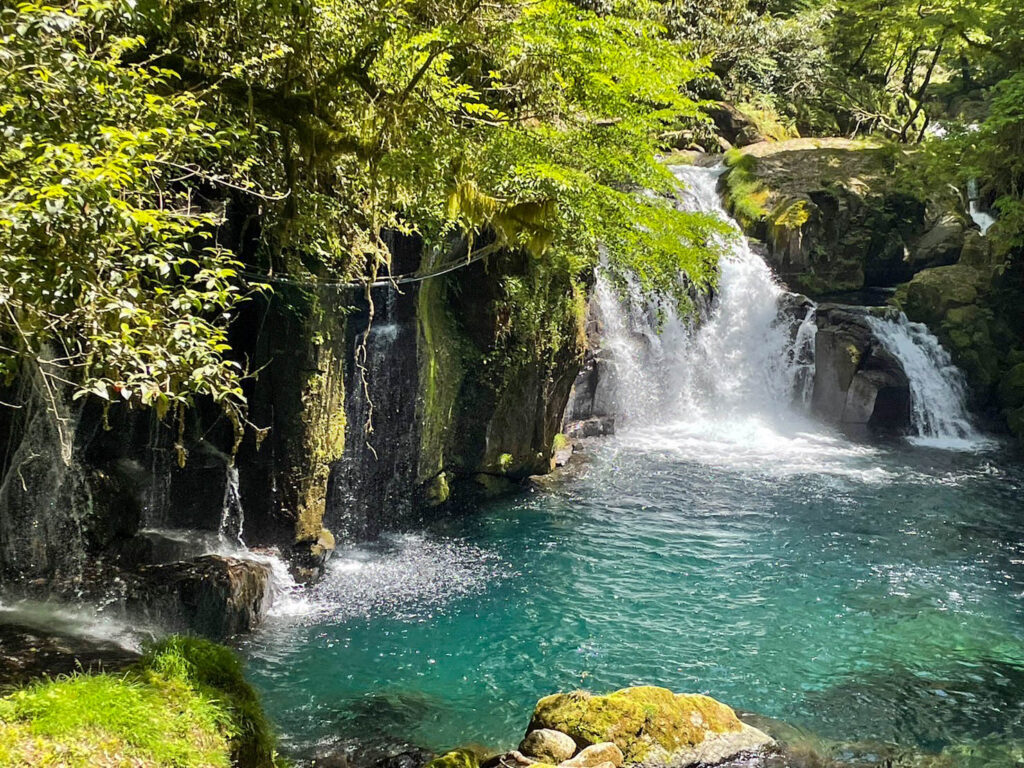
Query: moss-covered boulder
xmin=426 ymin=749 xmax=481 ymax=768
xmin=721 ymin=138 xmax=968 ymax=298
xmin=527 ymin=687 xmax=773 ymax=768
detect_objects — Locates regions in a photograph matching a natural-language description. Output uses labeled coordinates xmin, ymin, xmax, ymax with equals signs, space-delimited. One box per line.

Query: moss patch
xmin=0 ymin=636 xmax=276 ymax=768
xmin=426 ymin=749 xmax=480 ymax=768
xmin=528 ymin=686 xmax=744 ymax=764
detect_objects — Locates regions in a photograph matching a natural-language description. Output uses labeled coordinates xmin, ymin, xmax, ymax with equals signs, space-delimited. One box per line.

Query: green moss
xmin=552 ymin=433 xmax=569 ymax=452
xmin=140 ymin=637 xmax=277 ymax=767
xmin=0 ymin=636 xmax=277 ymax=768
xmin=723 ymin=152 xmax=770 ymax=228
xmin=416 ymin=269 xmax=468 ymax=485
xmin=426 ymin=749 xmax=479 ymax=768
xmin=528 ymin=686 xmax=744 ymax=764
xmin=998 ymin=364 xmax=1024 ymax=410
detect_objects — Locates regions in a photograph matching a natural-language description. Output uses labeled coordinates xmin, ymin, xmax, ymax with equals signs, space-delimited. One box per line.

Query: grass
xmin=0 ymin=636 xmax=278 ymax=768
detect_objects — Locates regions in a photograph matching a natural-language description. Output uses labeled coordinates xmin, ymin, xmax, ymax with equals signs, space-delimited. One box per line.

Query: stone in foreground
xmin=561 ymin=743 xmax=624 ymax=768
xmin=528 ymin=687 xmax=774 ymax=768
xmin=521 ymin=729 xmax=578 ymax=763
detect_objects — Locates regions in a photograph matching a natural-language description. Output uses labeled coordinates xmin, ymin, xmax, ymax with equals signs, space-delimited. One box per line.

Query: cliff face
xmin=0 ymin=234 xmax=583 ymax=591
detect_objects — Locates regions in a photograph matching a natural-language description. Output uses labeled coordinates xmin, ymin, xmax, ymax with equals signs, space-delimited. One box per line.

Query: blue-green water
xmin=241 ymin=421 xmax=1024 ymax=759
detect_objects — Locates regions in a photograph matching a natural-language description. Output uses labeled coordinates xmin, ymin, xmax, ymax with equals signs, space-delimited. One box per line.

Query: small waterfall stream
xmin=865 ymin=313 xmax=983 ymax=446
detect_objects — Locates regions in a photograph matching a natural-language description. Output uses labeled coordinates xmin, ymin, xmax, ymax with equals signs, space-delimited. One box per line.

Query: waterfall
xmin=864 ymin=313 xmax=983 ymax=447
xmin=218 ymin=466 xmax=246 ymax=548
xmin=595 ymin=164 xmax=815 ymax=430
xmin=593 ymin=162 xmax=985 ymax=456
xmin=967 ymin=178 xmax=995 ymax=235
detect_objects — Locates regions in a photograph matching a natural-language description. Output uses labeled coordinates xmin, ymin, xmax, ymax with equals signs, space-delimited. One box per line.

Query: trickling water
xmin=865 ymin=313 xmax=984 ymax=448
xmin=219 ymin=466 xmax=246 ymax=548
xmin=967 ymin=179 xmax=995 ymax=235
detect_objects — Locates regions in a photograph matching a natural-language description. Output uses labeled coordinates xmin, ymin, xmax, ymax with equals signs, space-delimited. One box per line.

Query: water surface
xmin=242 ymin=427 xmax=1024 ymax=758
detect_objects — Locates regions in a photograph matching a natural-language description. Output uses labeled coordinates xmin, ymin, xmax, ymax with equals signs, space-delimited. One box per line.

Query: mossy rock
xmin=998 ymin=364 xmax=1024 ymax=410
xmin=527 ymin=687 xmax=773 ymax=767
xmin=426 ymin=749 xmax=480 ymax=768
xmin=902 ymin=265 xmax=985 ymax=326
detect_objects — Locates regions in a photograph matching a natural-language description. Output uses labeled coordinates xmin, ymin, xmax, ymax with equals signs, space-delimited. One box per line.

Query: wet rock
xmin=564 ymin=417 xmax=615 ymax=440
xmin=0 ymin=620 xmax=138 ymax=687
xmin=291 ymin=527 xmax=337 ymax=584
xmin=125 ymin=554 xmax=271 ymax=639
xmin=811 ymin=305 xmax=910 ymax=433
xmin=520 ymin=729 xmax=578 ymax=763
xmin=528 ymin=686 xmax=774 ymax=768
xmin=560 ymin=743 xmax=623 ymax=768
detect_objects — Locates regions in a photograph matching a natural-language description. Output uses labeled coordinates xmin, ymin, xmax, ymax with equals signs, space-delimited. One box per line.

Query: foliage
xmin=0 ymin=1 xmax=266 ymax=448
xmin=0 ymin=636 xmax=278 ymax=768
xmin=1 ymin=0 xmax=726 ymax=429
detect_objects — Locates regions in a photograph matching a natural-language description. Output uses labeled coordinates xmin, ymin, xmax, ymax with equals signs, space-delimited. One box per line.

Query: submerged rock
xmin=521 ymin=729 xmax=578 ymax=763
xmin=125 ymin=554 xmax=271 ymax=639
xmin=527 ymin=687 xmax=774 ymax=768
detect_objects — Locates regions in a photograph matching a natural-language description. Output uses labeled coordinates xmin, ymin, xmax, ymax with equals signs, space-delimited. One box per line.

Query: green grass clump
xmin=0 ymin=636 xmax=278 ymax=768
xmin=723 ymin=151 xmax=770 ymax=227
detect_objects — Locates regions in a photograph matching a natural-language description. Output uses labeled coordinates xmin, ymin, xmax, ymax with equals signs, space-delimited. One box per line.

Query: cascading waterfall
xmin=865 ymin=313 xmax=983 ymax=446
xmin=596 ymin=162 xmax=983 ymax=454
xmin=596 ymin=164 xmax=816 ymax=432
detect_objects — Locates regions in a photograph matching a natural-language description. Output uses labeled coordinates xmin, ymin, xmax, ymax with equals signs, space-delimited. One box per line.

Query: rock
xmin=520 ymin=729 xmax=578 ymax=763
xmin=426 ymin=750 xmax=480 ymax=768
xmin=908 ymin=212 xmax=966 ymax=270
xmin=811 ymin=305 xmax=910 ymax=433
xmin=721 ymin=138 xmax=966 ymax=297
xmin=560 ymin=743 xmax=623 ymax=768
xmin=705 ymin=103 xmax=764 ymax=148
xmin=998 ymin=363 xmax=1024 ymax=410
xmin=564 ymin=417 xmax=615 ymax=439
xmin=291 ymin=527 xmax=337 ymax=583
xmin=0 ymin=620 xmax=138 ymax=687
xmin=125 ymin=554 xmax=271 ymax=639
xmin=528 ymin=687 xmax=774 ymax=768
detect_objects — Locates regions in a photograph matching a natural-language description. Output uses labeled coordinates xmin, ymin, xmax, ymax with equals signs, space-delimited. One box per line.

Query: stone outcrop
xmin=527 ymin=687 xmax=774 ymax=768
xmin=125 ymin=555 xmax=272 ymax=639
xmin=521 ymin=729 xmax=579 ymax=763
xmin=722 ymin=138 xmax=972 ymax=298
xmin=811 ymin=305 xmax=911 ymax=433
xmin=704 ymin=103 xmax=764 ymax=148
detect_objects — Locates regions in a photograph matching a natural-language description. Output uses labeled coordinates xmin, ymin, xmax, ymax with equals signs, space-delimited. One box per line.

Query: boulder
xmin=811 ymin=305 xmax=911 ymax=433
xmin=426 ymin=751 xmax=480 ymax=768
xmin=527 ymin=687 xmax=774 ymax=768
xmin=520 ymin=729 xmax=578 ymax=763
xmin=705 ymin=103 xmax=764 ymax=148
xmin=561 ymin=743 xmax=624 ymax=768
xmin=291 ymin=527 xmax=337 ymax=583
xmin=721 ymin=139 xmax=968 ymax=297
xmin=125 ymin=554 xmax=272 ymax=639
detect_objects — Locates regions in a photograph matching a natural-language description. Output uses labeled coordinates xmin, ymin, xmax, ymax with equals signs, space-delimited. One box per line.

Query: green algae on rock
xmin=527 ymin=687 xmax=773 ymax=768
xmin=427 ymin=749 xmax=482 ymax=768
